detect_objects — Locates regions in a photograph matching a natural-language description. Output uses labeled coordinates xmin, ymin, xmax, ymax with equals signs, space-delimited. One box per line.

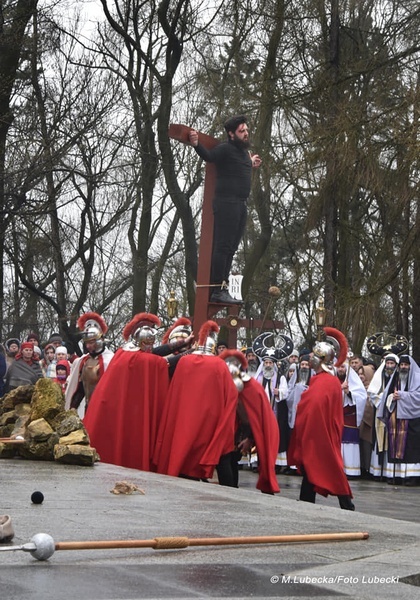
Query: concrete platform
xmin=1 ymin=457 xmax=419 ymax=599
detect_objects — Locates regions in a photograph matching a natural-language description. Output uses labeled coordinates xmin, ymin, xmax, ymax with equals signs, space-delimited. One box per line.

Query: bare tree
xmin=0 ymin=0 xmax=38 ymax=333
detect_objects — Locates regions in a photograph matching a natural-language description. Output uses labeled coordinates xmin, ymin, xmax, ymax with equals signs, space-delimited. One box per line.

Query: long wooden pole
xmin=55 ymin=532 xmax=369 ymax=552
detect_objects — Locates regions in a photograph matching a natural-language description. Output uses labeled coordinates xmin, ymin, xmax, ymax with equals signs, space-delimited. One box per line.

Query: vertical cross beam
xmin=168 ymin=124 xmax=218 ymax=337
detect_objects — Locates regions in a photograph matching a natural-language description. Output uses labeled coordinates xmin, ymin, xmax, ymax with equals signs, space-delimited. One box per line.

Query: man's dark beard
xmin=247 ymin=359 xmax=259 ymax=372
xmin=337 ymin=371 xmax=346 ymax=382
xmin=232 ymin=136 xmax=250 ymax=150
xmin=298 ymin=367 xmax=309 ymax=383
xmin=399 ymin=372 xmax=409 ymax=388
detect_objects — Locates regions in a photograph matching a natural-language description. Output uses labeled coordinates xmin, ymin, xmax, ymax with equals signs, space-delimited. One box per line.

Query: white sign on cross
xmin=229 ymin=274 xmax=243 ymax=301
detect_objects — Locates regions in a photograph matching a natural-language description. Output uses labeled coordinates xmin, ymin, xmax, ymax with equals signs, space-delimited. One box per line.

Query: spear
xmin=0 ymin=531 xmax=369 ymax=561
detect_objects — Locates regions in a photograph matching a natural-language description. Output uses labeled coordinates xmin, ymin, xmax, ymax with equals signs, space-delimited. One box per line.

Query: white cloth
xmin=343 ymin=366 xmax=368 ymax=426
xmin=65 ymin=348 xmax=114 ymax=416
xmin=341 ymin=365 xmax=367 ymax=476
xmin=374 ymin=356 xmax=420 ymax=479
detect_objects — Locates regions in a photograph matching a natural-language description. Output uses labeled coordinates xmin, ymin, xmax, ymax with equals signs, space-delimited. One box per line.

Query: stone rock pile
xmin=0 ymin=378 xmax=99 ymax=466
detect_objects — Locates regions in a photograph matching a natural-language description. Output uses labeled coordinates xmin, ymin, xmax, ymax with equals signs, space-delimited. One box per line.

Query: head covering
xmin=218 ymin=349 xmax=249 ymax=391
xmin=55 ymin=346 xmax=68 ymax=356
xmin=15 ymin=342 xmax=35 ymax=362
xmin=47 ymin=333 xmax=63 ymax=345
xmin=20 ymin=342 xmax=34 ymax=351
xmin=123 ymin=313 xmax=161 ymax=341
xmin=26 ymin=332 xmax=40 ymax=344
xmin=5 ymin=338 xmax=20 ymax=352
xmin=399 ymin=355 xmax=410 ymax=365
xmin=311 ymin=326 xmax=348 ymax=374
xmin=55 ymin=359 xmax=70 ymax=376
xmin=383 ymin=353 xmax=399 ymax=364
xmin=77 ymin=312 xmax=108 ymax=342
xmin=162 ymin=317 xmax=192 ymax=344
xmin=289 ymin=349 xmax=299 ymax=358
xmin=193 ymin=320 xmax=219 ymax=355
xmin=299 ymin=348 xmax=312 ymax=357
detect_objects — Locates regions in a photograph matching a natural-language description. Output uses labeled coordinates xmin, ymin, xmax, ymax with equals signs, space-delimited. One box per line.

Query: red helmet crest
xmin=218 ymin=349 xmax=248 ymax=370
xmin=162 ymin=317 xmax=192 ymax=344
xmin=123 ymin=312 xmax=161 ymax=341
xmin=77 ymin=312 xmax=108 ymax=335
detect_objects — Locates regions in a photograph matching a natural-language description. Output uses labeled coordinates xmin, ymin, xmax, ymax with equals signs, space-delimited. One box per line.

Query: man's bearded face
xmin=262 ymin=359 xmax=275 ymax=379
xmin=385 ymin=360 xmax=397 ymax=377
xmin=399 ymin=362 xmax=410 ymax=385
xmin=337 ymin=366 xmax=347 ymax=382
xmin=231 ymin=124 xmax=251 ymax=149
xmin=247 ymin=358 xmax=259 ymax=372
xmin=298 ymin=366 xmax=310 ymax=383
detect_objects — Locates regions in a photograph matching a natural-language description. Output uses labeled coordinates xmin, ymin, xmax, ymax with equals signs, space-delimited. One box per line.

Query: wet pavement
xmin=239 ymin=468 xmax=420 ymax=524
xmin=1 ymin=457 xmax=419 ymax=599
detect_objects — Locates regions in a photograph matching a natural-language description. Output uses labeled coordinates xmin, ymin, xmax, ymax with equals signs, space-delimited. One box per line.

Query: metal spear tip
xmin=26 ymin=533 xmax=55 ymax=561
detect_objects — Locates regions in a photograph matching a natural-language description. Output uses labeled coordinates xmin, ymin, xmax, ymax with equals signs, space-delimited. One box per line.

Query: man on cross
xmin=189 ymin=115 xmax=262 ymax=305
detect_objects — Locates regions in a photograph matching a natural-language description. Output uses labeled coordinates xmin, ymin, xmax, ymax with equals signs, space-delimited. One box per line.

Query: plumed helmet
xmin=162 ymin=317 xmax=192 ymax=344
xmin=123 ymin=312 xmax=161 ymax=348
xmin=218 ymin=349 xmax=250 ymax=391
xmin=311 ymin=326 xmax=348 ymax=374
xmin=77 ymin=312 xmax=108 ymax=343
xmin=193 ymin=320 xmax=219 ymax=355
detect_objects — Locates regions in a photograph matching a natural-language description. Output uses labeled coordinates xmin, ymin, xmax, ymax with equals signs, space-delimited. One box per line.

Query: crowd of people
xmin=243 ymin=341 xmax=420 ymax=489
xmin=2 ymin=315 xmax=419 ymax=508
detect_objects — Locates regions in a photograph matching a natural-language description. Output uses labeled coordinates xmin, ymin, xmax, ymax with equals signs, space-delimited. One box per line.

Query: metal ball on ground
xmin=31 ymin=491 xmax=44 ymax=505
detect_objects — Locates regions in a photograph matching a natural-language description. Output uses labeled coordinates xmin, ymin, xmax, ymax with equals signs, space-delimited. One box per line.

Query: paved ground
xmin=1 ymin=457 xmax=419 ymax=599
xmin=240 ymin=468 xmax=420 ymax=523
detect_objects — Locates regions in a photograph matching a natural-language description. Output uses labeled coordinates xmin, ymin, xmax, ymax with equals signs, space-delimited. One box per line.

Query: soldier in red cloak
xmin=288 ymin=327 xmax=355 ymax=510
xmin=84 ymin=312 xmax=192 ymax=471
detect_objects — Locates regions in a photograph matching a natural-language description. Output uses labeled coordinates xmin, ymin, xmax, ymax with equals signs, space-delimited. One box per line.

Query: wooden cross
xmin=168 ymin=124 xmax=284 ymax=347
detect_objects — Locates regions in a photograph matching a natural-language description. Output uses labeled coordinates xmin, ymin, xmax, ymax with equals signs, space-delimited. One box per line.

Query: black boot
xmin=338 ymin=495 xmax=355 ymax=511
xmin=210 ymin=289 xmax=242 ymax=304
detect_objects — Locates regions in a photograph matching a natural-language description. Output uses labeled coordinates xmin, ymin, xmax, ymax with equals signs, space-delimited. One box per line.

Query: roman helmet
xmin=77 ymin=312 xmax=108 ymax=354
xmin=311 ymin=326 xmax=348 ymax=374
xmin=162 ymin=317 xmax=192 ymax=345
xmin=218 ymin=349 xmax=250 ymax=392
xmin=122 ymin=312 xmax=161 ymax=352
xmin=192 ymin=320 xmax=219 ymax=355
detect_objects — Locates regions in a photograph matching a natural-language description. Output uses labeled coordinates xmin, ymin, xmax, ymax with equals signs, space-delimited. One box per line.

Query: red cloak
xmin=84 ymin=348 xmax=170 ymax=471
xmin=153 ymin=354 xmax=238 ymax=479
xmin=288 ymin=371 xmax=352 ymax=497
xmin=239 ymin=378 xmax=280 ymax=494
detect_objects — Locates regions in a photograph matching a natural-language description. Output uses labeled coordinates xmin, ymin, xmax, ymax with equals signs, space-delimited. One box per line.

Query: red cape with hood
xmin=84 ymin=348 xmax=169 ymax=471
xmin=239 ymin=377 xmax=280 ymax=494
xmin=288 ymin=371 xmax=352 ymax=497
xmin=153 ymin=354 xmax=238 ymax=479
